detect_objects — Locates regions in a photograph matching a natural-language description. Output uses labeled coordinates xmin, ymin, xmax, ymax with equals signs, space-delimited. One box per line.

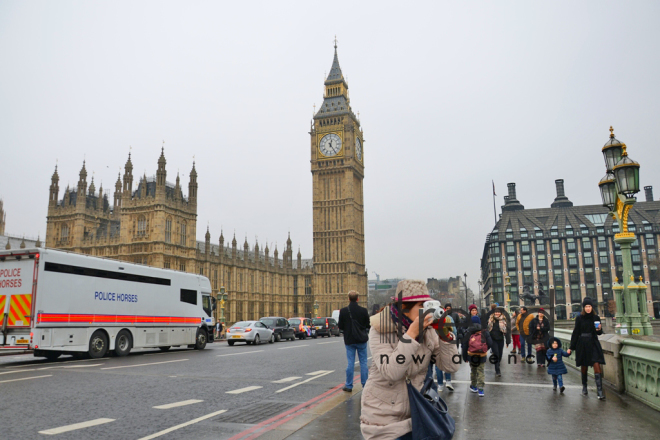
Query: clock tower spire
xmin=310 ymin=42 xmax=367 ymax=317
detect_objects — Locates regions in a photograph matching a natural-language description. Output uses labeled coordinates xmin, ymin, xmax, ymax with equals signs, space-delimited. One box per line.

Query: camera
xmin=422 ymin=300 xmax=444 ymax=320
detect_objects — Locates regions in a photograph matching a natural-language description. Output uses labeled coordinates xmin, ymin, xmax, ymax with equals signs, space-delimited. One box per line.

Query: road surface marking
xmin=276 ymin=370 xmax=335 ymax=393
xmin=306 ymin=370 xmax=332 ymax=376
xmin=154 ymin=399 xmax=204 ymax=409
xmin=0 ymin=374 xmax=52 ymax=384
xmin=226 ymin=385 xmax=263 ymax=394
xmin=39 ymin=418 xmax=115 ymax=435
xmin=278 ymin=345 xmax=308 ymax=350
xmin=318 ymin=341 xmax=339 ymax=345
xmin=217 ymin=350 xmax=264 ymax=357
xmin=137 ymin=409 xmax=227 ymax=440
xmin=0 ymin=368 xmax=38 ymax=375
xmin=272 ymin=376 xmax=302 ymax=383
xmin=101 ymin=359 xmax=188 ymax=370
xmin=6 ymin=357 xmax=110 ymax=369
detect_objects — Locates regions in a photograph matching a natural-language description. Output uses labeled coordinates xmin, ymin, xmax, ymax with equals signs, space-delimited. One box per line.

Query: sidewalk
xmin=285 ymin=347 xmax=660 ymax=440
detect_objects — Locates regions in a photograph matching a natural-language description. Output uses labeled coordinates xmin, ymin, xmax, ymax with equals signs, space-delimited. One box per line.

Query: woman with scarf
xmin=568 ymin=297 xmax=606 ymax=399
xmin=360 ymin=280 xmax=459 ymax=440
xmin=487 ymin=308 xmax=510 ymax=376
xmin=529 ymin=308 xmax=550 ymax=367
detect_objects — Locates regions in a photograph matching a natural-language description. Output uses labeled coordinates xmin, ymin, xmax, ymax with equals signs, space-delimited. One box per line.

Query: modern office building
xmin=480 ymin=180 xmax=660 ymax=319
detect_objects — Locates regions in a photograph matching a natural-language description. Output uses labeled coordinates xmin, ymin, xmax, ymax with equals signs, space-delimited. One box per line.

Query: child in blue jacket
xmin=546 ymin=337 xmax=570 ymax=393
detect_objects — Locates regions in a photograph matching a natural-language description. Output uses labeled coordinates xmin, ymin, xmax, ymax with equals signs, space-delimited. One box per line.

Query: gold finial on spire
xmin=621 ymin=143 xmax=628 ymax=157
xmin=610 ymin=126 xmax=614 ymax=138
xmin=631 ymin=275 xmax=635 ymax=282
xmin=639 ymin=276 xmax=644 ymax=282
xmin=615 ymin=276 xmax=619 ymax=283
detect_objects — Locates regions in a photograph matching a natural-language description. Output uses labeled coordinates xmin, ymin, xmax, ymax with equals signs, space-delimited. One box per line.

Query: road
xmin=0 ymin=335 xmax=364 ymax=440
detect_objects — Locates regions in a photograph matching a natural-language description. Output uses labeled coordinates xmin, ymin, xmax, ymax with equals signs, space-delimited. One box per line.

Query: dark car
xmin=313 ymin=317 xmax=340 ymax=338
xmin=260 ymin=317 xmax=296 ymax=342
xmin=288 ymin=317 xmax=317 ymax=339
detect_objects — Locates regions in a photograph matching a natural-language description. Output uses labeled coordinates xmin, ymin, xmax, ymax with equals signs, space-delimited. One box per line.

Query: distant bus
xmin=0 ymin=248 xmax=215 ymax=359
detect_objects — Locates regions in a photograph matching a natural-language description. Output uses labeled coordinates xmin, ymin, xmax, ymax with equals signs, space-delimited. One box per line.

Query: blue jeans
xmin=520 ymin=337 xmax=533 ymax=358
xmin=345 ymin=342 xmax=368 ymax=389
xmin=395 ymin=433 xmax=413 ymax=440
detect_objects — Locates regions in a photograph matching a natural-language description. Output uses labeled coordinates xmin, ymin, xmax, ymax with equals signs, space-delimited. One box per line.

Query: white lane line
xmin=272 ymin=376 xmax=302 ymax=383
xmin=0 ymin=368 xmax=38 ymax=375
xmin=153 ymin=399 xmax=204 ymax=409
xmin=277 ymin=345 xmax=308 ymax=350
xmin=306 ymin=370 xmax=332 ymax=376
xmin=4 ymin=357 xmax=108 ymax=369
xmin=136 ymin=409 xmax=227 ymax=440
xmin=37 ymin=364 xmax=104 ymax=371
xmin=101 ymin=359 xmax=188 ymax=370
xmin=0 ymin=375 xmax=52 ymax=384
xmin=276 ymin=370 xmax=335 ymax=393
xmin=226 ymin=385 xmax=263 ymax=394
xmin=39 ymin=418 xmax=115 ymax=435
xmin=216 ymin=350 xmax=264 ymax=357
xmin=318 ymin=341 xmax=339 ymax=345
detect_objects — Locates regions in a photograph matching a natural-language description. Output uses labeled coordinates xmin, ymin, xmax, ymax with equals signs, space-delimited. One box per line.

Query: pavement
xmin=2 ymin=340 xmax=660 ymax=439
xmin=286 ymin=346 xmax=660 ymax=440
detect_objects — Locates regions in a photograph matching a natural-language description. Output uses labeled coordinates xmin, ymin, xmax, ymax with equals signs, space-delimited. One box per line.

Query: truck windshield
xmin=202 ymin=295 xmax=212 ymax=317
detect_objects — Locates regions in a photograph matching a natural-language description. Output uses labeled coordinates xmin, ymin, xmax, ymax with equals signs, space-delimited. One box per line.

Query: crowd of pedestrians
xmin=353 ymin=279 xmax=607 ymax=439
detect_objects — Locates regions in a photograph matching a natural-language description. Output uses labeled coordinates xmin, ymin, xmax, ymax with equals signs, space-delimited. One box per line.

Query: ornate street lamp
xmin=597 ymin=127 xmax=652 ymax=336
xmin=313 ymin=300 xmax=319 ymax=317
xmin=219 ymin=286 xmax=228 ymax=324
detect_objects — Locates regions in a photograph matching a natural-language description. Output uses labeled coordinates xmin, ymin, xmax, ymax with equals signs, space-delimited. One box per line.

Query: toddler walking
xmin=546 ymin=336 xmax=570 ymax=393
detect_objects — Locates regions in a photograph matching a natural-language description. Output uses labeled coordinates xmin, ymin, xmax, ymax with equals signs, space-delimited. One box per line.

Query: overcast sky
xmin=1 ymin=1 xmax=659 ymax=289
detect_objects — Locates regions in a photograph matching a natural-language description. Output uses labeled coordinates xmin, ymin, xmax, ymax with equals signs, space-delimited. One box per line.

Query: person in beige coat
xmin=360 ymin=280 xmax=459 ymax=440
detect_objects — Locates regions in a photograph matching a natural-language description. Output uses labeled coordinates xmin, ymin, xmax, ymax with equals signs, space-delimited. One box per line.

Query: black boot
xmin=581 ymin=372 xmax=588 ymax=396
xmin=595 ymin=374 xmax=606 ymax=400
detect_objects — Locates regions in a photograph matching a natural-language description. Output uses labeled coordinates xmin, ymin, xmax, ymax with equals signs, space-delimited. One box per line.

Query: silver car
xmin=227 ymin=321 xmax=274 ymax=346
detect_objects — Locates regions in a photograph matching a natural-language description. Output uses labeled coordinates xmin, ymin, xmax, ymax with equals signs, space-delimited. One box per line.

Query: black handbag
xmin=348 ymin=307 xmax=369 ymax=343
xmin=407 ymin=376 xmax=455 ymax=440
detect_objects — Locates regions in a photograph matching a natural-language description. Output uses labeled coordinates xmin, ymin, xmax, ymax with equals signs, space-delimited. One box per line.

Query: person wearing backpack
xmin=338 ymin=290 xmax=371 ymax=392
xmin=462 ymin=315 xmax=493 ymax=397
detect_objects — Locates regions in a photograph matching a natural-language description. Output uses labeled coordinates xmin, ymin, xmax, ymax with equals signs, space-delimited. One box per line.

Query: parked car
xmin=260 ymin=317 xmax=296 ymax=342
xmin=313 ymin=317 xmax=340 ymax=337
xmin=288 ymin=317 xmax=317 ymax=339
xmin=226 ymin=321 xmax=274 ymax=346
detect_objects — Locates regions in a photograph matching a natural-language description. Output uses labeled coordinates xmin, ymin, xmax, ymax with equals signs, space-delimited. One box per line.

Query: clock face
xmin=355 ymin=137 xmax=362 ymax=161
xmin=319 ymin=133 xmax=342 ymax=157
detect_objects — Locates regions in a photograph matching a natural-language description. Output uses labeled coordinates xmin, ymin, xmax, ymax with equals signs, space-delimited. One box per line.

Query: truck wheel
xmin=114 ymin=330 xmax=132 ymax=357
xmin=89 ymin=331 xmax=109 ymax=359
xmin=159 ymin=346 xmax=171 ymax=352
xmin=194 ymin=329 xmax=207 ymax=350
xmin=228 ymin=341 xmax=235 ymax=346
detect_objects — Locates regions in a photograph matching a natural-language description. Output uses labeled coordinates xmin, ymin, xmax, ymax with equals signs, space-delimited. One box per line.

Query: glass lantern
xmin=613 ymin=156 xmax=640 ymax=196
xmin=602 ymin=139 xmax=623 ymax=172
xmin=598 ymin=172 xmax=618 ymax=210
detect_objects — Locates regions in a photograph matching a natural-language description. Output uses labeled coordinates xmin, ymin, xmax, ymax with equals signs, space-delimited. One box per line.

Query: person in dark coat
xmin=529 ymin=308 xmax=550 ymax=367
xmin=462 ymin=315 xmax=493 ymax=397
xmin=487 ymin=308 xmax=510 ymax=376
xmin=546 ymin=336 xmax=570 ymax=393
xmin=338 ymin=291 xmax=371 ymax=392
xmin=568 ymin=297 xmax=606 ymax=399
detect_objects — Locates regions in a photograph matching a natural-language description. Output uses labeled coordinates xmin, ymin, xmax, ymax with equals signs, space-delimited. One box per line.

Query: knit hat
xmin=444 ymin=303 xmax=452 ymax=309
xmin=582 ymin=297 xmax=594 ymax=308
xmin=538 ymin=308 xmax=545 ymax=313
xmin=471 ymin=316 xmax=481 ymax=325
xmin=391 ymin=280 xmax=433 ymax=303
xmin=468 ymin=304 xmax=478 ymax=312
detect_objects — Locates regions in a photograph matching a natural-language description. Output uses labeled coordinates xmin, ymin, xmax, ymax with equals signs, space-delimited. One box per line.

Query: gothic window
xmin=165 ymin=217 xmax=172 ymax=243
xmin=137 ymin=216 xmax=147 ymax=236
xmin=179 ymin=262 xmax=186 ymax=272
xmin=180 ymin=222 xmax=187 ymax=246
xmin=164 ymin=258 xmax=170 ymax=269
xmin=61 ymin=224 xmax=69 ymax=241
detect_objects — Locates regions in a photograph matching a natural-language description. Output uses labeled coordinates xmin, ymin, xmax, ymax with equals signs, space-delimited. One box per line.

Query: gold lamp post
xmin=219 ymin=286 xmax=228 ymax=324
xmin=598 ymin=127 xmax=652 ymax=336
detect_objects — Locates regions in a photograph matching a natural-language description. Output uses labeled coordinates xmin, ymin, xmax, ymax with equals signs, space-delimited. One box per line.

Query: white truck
xmin=0 ymin=247 xmax=215 ymax=359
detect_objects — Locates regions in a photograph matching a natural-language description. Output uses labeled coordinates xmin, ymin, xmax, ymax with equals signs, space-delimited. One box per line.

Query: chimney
xmin=502 ymin=183 xmax=524 ymax=212
xmin=551 ymin=179 xmax=573 ymax=208
xmin=645 ymin=186 xmax=654 ymax=202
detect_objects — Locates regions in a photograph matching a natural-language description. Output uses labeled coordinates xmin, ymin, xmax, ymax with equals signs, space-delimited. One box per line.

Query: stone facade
xmin=310 ymin=44 xmax=368 ymax=316
xmin=45 ymin=150 xmax=314 ymax=324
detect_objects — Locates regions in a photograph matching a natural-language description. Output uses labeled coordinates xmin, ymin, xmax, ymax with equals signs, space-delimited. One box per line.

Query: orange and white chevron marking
xmin=0 ymin=295 xmax=6 ymax=323
xmin=7 ymin=294 xmax=32 ymax=327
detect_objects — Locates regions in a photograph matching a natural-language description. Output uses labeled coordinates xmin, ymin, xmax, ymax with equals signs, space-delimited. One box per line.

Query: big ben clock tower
xmin=311 ymin=42 xmax=367 ymax=316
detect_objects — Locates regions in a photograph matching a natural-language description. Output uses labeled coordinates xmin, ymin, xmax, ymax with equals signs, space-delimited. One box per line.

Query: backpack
xmin=468 ymin=330 xmax=488 ymax=356
xmin=348 ymin=307 xmax=369 ymax=343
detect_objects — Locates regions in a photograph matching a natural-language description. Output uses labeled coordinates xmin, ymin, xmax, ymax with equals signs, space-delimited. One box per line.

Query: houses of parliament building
xmin=43 ymin=45 xmax=368 ymax=324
